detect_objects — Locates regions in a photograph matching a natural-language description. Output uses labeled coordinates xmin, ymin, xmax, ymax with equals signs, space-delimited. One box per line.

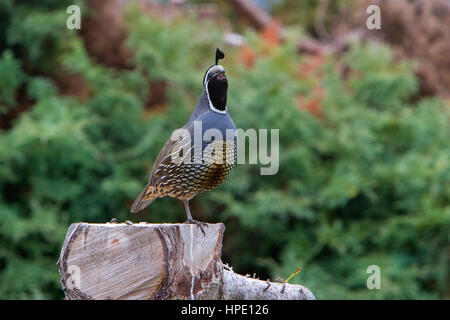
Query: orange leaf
xmin=260 ymin=18 xmax=282 ymax=47
xmin=239 ymin=45 xmax=255 ymax=69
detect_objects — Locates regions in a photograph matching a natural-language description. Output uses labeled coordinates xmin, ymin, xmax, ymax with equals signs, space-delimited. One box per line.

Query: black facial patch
xmin=207 ymin=75 xmax=228 ymax=111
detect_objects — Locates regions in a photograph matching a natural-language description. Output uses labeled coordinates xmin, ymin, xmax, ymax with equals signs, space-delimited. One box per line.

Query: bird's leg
xmin=183 ymin=200 xmax=207 ymax=236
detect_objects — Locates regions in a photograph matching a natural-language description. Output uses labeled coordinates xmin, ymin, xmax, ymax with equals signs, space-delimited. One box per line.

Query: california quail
xmin=131 ymin=49 xmax=237 ymax=234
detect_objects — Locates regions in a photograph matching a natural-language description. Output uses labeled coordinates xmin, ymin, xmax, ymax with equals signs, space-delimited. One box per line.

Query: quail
xmin=131 ymin=49 xmax=237 ymax=234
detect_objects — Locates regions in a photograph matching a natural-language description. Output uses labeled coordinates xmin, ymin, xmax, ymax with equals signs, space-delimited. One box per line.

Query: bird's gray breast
xmin=181 ymin=110 xmax=237 ymax=167
xmin=186 ymin=110 xmax=236 ymax=146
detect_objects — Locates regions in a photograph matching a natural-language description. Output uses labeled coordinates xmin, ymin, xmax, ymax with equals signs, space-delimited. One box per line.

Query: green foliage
xmin=271 ymin=0 xmax=349 ymax=33
xmin=0 ymin=50 xmax=25 ymax=112
xmin=220 ymin=40 xmax=449 ymax=299
xmin=0 ymin=2 xmax=448 ymax=300
xmin=125 ymin=5 xmax=222 ymax=86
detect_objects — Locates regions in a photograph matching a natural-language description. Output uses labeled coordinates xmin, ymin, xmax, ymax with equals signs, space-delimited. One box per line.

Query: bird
xmin=131 ymin=48 xmax=237 ymax=235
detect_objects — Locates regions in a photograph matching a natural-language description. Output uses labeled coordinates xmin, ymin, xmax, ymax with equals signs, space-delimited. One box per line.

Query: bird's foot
xmin=185 ymin=218 xmax=208 ymax=236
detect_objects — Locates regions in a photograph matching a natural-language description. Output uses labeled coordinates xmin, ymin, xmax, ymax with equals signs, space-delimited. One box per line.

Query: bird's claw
xmin=185 ymin=219 xmax=208 ymax=236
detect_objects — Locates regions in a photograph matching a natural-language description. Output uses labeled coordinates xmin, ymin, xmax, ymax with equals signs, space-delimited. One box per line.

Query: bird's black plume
xmin=215 ymin=48 xmax=225 ymax=65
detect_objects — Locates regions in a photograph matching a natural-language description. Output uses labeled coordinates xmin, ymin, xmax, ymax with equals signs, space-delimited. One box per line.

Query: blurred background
xmin=0 ymin=0 xmax=449 ymax=299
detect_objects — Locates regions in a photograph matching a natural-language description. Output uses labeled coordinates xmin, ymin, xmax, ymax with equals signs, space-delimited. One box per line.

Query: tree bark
xmin=57 ymin=222 xmax=315 ymax=300
xmin=228 ymin=0 xmax=273 ymax=30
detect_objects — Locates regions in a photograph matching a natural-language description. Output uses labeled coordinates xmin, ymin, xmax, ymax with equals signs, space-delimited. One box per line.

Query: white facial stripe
xmin=204 ymin=65 xmax=225 ymax=87
xmin=205 ymin=82 xmax=227 ymax=114
xmin=204 ymin=65 xmax=227 ymax=114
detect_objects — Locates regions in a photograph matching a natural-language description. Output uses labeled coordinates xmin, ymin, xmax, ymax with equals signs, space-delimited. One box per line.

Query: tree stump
xmin=57 ymin=222 xmax=315 ymax=300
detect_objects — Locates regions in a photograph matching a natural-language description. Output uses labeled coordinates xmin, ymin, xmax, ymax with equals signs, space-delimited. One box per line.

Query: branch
xmin=228 ymin=0 xmax=273 ymax=30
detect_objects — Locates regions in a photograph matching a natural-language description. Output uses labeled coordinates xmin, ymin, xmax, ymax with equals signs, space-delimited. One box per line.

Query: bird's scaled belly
xmin=151 ymin=140 xmax=236 ymax=200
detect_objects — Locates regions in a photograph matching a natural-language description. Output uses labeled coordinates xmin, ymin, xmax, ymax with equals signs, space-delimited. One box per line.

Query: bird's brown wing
xmin=142 ymin=127 xmax=195 ymax=199
xmin=150 ymin=129 xmax=192 ymax=181
xmin=130 ymin=136 xmax=182 ymax=213
xmin=131 ymin=122 xmax=196 ymax=213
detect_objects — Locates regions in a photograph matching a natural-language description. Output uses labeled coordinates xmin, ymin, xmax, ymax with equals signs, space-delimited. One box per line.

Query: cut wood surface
xmin=57 ymin=222 xmax=315 ymax=300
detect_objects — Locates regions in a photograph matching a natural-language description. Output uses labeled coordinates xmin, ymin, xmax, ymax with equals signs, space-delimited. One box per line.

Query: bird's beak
xmin=216 ymin=71 xmax=227 ymax=81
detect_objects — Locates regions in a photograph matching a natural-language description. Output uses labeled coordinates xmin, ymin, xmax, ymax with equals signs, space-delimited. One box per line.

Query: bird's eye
xmin=204 ymin=65 xmax=225 ymax=86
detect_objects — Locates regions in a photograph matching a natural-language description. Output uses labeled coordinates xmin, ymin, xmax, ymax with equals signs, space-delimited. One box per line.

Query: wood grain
xmin=57 ymin=222 xmax=315 ymax=300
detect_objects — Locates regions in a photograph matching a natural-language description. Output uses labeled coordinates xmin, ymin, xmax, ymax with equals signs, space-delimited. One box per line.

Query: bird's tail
xmin=130 ymin=185 xmax=156 ymax=213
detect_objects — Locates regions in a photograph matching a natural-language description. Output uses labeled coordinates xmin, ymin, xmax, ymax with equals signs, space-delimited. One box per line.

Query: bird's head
xmin=203 ymin=48 xmax=228 ymax=112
